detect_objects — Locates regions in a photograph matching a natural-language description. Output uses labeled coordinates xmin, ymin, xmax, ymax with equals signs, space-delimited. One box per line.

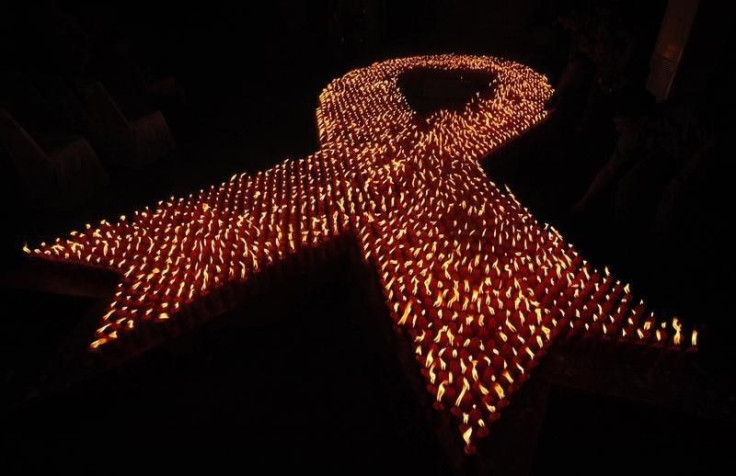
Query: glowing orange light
xmin=24 ymin=55 xmax=693 ymax=454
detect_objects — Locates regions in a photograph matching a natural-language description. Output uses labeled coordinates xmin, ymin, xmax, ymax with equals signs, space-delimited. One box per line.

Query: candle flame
xmin=462 ymin=426 xmax=473 ymax=446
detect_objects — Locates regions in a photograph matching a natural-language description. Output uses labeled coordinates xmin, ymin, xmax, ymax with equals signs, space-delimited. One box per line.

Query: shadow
xmin=398 ymin=68 xmax=495 ymax=115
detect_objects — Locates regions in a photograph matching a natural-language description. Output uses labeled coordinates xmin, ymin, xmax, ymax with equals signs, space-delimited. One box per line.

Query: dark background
xmin=2 ymin=1 xmax=734 ymax=473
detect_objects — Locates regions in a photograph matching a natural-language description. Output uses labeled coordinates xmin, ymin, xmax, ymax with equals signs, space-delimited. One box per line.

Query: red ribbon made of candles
xmin=26 ymin=55 xmax=697 ymax=454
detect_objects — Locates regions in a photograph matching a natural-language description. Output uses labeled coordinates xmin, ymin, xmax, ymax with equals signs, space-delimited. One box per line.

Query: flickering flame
xmin=455 ymin=384 xmax=467 ymax=407
xmin=493 ymin=382 xmax=505 ymax=400
xmin=672 ymin=317 xmax=682 ymax=346
xmin=398 ymin=303 xmax=412 ymax=326
xmin=89 ymin=338 xmax=108 ymax=350
xmin=437 ymin=381 xmax=446 ymax=402
xmin=462 ymin=426 xmax=473 ymax=446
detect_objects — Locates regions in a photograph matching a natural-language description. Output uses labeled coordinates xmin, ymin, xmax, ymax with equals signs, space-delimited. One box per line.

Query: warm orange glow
xmin=494 ymin=382 xmax=505 ymax=400
xmin=462 ymin=426 xmax=473 ymax=446
xmin=25 ymin=55 xmax=693 ymax=454
xmin=672 ymin=317 xmax=682 ymax=346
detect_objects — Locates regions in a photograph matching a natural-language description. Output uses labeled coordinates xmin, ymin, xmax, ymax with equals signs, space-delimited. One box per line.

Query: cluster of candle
xmin=25 ymin=55 xmax=696 ymax=454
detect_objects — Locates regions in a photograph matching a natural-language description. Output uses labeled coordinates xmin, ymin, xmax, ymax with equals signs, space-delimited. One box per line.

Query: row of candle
xmin=26 ymin=55 xmax=696 ymax=454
